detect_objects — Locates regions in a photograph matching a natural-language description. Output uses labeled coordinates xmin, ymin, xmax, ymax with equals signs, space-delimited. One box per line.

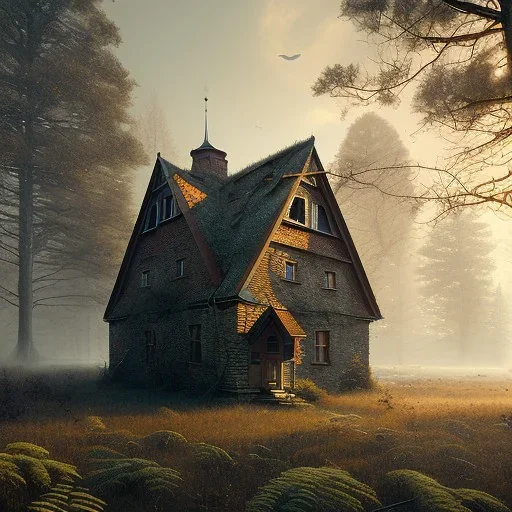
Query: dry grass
xmin=1 ymin=369 xmax=512 ymax=509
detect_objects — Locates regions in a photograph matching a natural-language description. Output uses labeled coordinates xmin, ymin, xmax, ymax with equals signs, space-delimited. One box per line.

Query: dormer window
xmin=289 ymin=197 xmax=306 ymax=224
xmin=144 ymin=203 xmax=158 ymax=231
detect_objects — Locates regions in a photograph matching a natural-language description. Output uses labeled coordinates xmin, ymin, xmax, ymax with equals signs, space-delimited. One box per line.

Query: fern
xmin=5 ymin=442 xmax=50 ymax=459
xmin=0 ymin=443 xmax=81 ymax=512
xmin=27 ymin=483 xmax=106 ymax=512
xmin=189 ymin=442 xmax=234 ymax=469
xmin=247 ymin=466 xmax=381 ymax=512
xmin=85 ymin=455 xmax=183 ymax=509
xmin=140 ymin=430 xmax=188 ymax=451
xmin=383 ymin=469 xmax=511 ymax=512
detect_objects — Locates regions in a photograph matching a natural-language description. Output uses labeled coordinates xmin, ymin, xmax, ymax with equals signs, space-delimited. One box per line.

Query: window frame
xmin=176 ymin=258 xmax=185 ymax=278
xmin=311 ymin=202 xmax=332 ymax=234
xmin=324 ymin=271 xmax=336 ymax=290
xmin=143 ymin=201 xmax=159 ymax=232
xmin=161 ymin=190 xmax=179 ymax=222
xmin=141 ymin=270 xmax=150 ymax=288
xmin=189 ymin=324 xmax=202 ymax=364
xmin=288 ymin=196 xmax=306 ymax=225
xmin=313 ymin=330 xmax=330 ymax=364
xmin=266 ymin=335 xmax=279 ymax=354
xmin=284 ymin=261 xmax=297 ymax=281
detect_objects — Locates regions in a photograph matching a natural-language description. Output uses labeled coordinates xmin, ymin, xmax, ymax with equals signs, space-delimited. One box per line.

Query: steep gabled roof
xmin=104 ymin=136 xmax=381 ymax=321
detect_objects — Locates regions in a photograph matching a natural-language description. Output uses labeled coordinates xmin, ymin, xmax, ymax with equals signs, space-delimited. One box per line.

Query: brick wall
xmin=109 ymin=214 xmax=215 ymax=319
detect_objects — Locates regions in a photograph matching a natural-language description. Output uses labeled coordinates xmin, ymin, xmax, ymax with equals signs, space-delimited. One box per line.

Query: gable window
xmin=314 ymin=331 xmax=330 ymax=364
xmin=162 ymin=192 xmax=178 ymax=221
xmin=289 ymin=197 xmax=306 ymax=224
xmin=145 ymin=330 xmax=156 ymax=364
xmin=266 ymin=335 xmax=279 ymax=354
xmin=285 ymin=261 xmax=297 ymax=281
xmin=312 ymin=203 xmax=332 ymax=234
xmin=189 ymin=324 xmax=202 ymax=363
xmin=144 ymin=202 xmax=158 ymax=231
xmin=324 ymin=271 xmax=336 ymax=289
xmin=176 ymin=258 xmax=185 ymax=278
xmin=141 ymin=270 xmax=150 ymax=288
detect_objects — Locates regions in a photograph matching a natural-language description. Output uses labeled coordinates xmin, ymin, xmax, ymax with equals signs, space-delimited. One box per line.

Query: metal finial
xmin=204 ymin=97 xmax=209 ymax=143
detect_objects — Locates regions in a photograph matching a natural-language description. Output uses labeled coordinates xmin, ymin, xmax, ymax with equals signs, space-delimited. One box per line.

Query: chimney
xmin=190 ymin=98 xmax=228 ymax=180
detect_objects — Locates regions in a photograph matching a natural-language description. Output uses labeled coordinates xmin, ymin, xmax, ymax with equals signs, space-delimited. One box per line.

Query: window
xmin=189 ymin=324 xmax=202 ymax=363
xmin=312 ymin=203 xmax=332 ymax=234
xmin=176 ymin=258 xmax=185 ymax=277
xmin=324 ymin=271 xmax=336 ymax=289
xmin=289 ymin=196 xmax=306 ymax=224
xmin=266 ymin=335 xmax=279 ymax=353
xmin=141 ymin=270 xmax=150 ymax=287
xmin=144 ymin=203 xmax=158 ymax=231
xmin=285 ymin=261 xmax=297 ymax=281
xmin=314 ymin=331 xmax=330 ymax=364
xmin=162 ymin=192 xmax=179 ymax=221
xmin=145 ymin=330 xmax=156 ymax=364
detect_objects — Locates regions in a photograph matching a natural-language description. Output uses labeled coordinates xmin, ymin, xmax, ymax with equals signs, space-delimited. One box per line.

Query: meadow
xmin=1 ymin=367 xmax=512 ymax=511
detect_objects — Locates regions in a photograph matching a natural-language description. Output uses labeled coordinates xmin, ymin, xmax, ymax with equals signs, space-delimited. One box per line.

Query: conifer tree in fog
xmin=331 ymin=113 xmax=417 ymax=364
xmin=487 ymin=285 xmax=511 ymax=366
xmin=0 ymin=0 xmax=146 ymax=360
xmin=417 ymin=212 xmax=495 ymax=366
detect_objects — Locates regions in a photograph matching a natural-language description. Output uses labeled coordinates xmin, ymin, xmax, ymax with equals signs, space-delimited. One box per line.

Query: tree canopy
xmin=313 ymin=1 xmax=512 ymax=214
xmin=0 ymin=0 xmax=146 ymax=359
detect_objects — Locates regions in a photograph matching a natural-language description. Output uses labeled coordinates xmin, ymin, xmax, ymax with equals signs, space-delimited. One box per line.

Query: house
xmin=104 ymin=113 xmax=381 ymax=394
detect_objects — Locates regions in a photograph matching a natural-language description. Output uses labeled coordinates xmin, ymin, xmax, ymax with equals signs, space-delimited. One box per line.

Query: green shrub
xmin=383 ymin=469 xmax=510 ymax=512
xmin=5 ymin=442 xmax=50 ymax=460
xmin=340 ymin=353 xmax=377 ymax=391
xmin=247 ymin=466 xmax=381 ymax=512
xmin=293 ymin=378 xmax=326 ymax=402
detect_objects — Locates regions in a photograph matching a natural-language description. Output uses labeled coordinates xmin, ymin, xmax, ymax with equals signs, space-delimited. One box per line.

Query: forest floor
xmin=1 ymin=366 xmax=512 ymax=509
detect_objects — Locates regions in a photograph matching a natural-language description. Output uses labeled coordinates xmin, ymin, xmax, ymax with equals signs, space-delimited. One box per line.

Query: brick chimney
xmin=190 ymin=98 xmax=228 ymax=180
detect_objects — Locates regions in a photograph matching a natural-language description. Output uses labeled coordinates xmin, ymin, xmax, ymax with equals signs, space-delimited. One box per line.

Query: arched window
xmin=289 ymin=197 xmax=306 ymax=224
xmin=317 ymin=205 xmax=331 ymax=233
xmin=144 ymin=202 xmax=158 ymax=231
xmin=311 ymin=203 xmax=332 ymax=234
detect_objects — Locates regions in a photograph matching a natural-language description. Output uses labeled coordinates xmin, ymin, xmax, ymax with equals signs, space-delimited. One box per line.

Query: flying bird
xmin=278 ymin=54 xmax=301 ymax=61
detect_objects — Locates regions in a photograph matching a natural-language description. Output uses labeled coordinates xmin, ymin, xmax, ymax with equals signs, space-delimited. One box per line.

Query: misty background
xmin=1 ymin=0 xmax=511 ymax=368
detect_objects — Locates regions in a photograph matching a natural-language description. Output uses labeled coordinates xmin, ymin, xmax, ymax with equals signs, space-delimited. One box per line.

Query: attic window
xmin=289 ymin=197 xmax=306 ymax=224
xmin=312 ymin=203 xmax=332 ymax=234
xmin=141 ymin=270 xmax=150 ymax=288
xmin=162 ymin=191 xmax=178 ymax=221
xmin=144 ymin=203 xmax=158 ymax=231
xmin=176 ymin=258 xmax=185 ymax=278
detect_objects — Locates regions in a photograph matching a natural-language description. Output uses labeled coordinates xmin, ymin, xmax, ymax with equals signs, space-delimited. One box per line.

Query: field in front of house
xmin=1 ymin=366 xmax=512 ymax=511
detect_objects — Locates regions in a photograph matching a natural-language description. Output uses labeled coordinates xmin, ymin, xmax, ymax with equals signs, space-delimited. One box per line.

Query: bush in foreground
xmin=293 ymin=378 xmax=326 ymax=402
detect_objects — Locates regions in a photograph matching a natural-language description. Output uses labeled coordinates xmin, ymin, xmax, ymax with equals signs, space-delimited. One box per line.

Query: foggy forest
xmin=1 ymin=1 xmax=512 ymax=511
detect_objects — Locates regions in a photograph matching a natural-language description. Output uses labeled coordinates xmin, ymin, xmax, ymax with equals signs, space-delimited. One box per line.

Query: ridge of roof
xmin=225 ymin=135 xmax=315 ymax=184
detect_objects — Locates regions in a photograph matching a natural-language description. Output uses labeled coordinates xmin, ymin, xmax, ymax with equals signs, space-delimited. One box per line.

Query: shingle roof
xmin=159 ymin=136 xmax=316 ymax=300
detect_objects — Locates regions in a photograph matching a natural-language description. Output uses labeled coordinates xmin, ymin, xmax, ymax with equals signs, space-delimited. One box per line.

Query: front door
xmin=261 ymin=334 xmax=282 ymax=390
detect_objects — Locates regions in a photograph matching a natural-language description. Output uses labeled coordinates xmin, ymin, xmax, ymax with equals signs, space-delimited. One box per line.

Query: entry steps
xmin=253 ymin=389 xmax=312 ymax=407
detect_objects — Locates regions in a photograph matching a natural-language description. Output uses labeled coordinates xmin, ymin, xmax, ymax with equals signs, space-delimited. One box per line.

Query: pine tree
xmin=417 ymin=212 xmax=495 ymax=366
xmin=331 ymin=113 xmax=417 ymax=364
xmin=487 ymin=285 xmax=511 ymax=367
xmin=0 ymin=0 xmax=146 ymax=360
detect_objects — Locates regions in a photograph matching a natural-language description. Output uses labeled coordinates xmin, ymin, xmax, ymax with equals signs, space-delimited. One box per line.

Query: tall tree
xmin=487 ymin=284 xmax=511 ymax=366
xmin=0 ymin=0 xmax=146 ymax=360
xmin=313 ymin=1 xmax=512 ymax=213
xmin=332 ymin=113 xmax=417 ymax=364
xmin=133 ymin=94 xmax=175 ymax=161
xmin=417 ymin=211 xmax=495 ymax=365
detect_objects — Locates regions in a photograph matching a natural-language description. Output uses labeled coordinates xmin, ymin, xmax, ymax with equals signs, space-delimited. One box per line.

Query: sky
xmin=102 ymin=0 xmax=512 ymax=293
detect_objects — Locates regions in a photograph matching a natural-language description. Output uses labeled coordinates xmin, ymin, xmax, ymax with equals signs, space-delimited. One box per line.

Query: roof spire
xmin=204 ymin=97 xmax=209 ymax=143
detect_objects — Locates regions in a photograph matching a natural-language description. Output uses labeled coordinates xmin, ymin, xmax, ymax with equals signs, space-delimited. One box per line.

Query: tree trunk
xmin=16 ymin=12 xmax=36 ymax=362
xmin=16 ymin=138 xmax=35 ymax=361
